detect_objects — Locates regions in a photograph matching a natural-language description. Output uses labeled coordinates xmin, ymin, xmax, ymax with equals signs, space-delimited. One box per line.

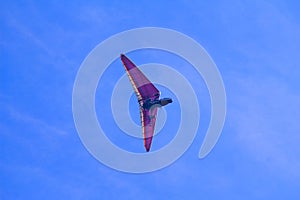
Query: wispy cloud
xmin=4 ymin=105 xmax=67 ymax=136
xmin=230 ymin=75 xmax=300 ymax=180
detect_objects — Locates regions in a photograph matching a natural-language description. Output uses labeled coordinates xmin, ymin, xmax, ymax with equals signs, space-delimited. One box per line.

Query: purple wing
xmin=120 ymin=54 xmax=160 ymax=101
xmin=121 ymin=54 xmax=159 ymax=151
xmin=141 ymin=107 xmax=158 ymax=152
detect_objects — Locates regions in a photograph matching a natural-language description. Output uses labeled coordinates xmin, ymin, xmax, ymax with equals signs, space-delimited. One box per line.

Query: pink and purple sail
xmin=120 ymin=54 xmax=172 ymax=152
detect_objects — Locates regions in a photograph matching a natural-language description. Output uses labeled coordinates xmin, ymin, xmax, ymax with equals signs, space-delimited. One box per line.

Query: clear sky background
xmin=1 ymin=1 xmax=300 ymax=199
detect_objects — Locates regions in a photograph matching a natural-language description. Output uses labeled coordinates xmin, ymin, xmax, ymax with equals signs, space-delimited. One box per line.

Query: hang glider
xmin=120 ymin=54 xmax=173 ymax=152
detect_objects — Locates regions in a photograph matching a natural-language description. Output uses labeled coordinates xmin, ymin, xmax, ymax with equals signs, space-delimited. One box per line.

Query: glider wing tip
xmin=145 ymin=145 xmax=151 ymax=152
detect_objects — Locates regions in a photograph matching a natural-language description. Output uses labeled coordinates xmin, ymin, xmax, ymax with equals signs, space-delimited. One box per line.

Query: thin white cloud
xmin=230 ymin=75 xmax=300 ymax=179
xmin=1 ymin=104 xmax=67 ymax=137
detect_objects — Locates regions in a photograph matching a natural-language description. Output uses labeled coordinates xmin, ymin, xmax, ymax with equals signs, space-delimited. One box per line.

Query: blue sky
xmin=1 ymin=0 xmax=300 ymax=199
